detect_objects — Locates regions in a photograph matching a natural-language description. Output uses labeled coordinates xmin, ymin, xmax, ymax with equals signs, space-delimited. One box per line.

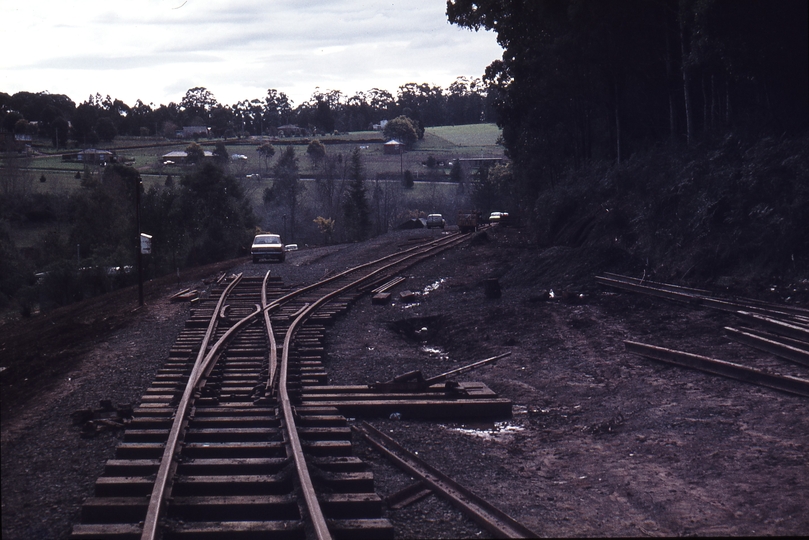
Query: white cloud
xmin=1 ymin=0 xmax=502 ymax=107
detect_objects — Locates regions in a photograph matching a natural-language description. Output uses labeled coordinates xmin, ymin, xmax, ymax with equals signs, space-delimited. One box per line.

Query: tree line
xmin=447 ymin=0 xmax=808 ymax=203
xmin=0 ymin=77 xmax=498 ymax=147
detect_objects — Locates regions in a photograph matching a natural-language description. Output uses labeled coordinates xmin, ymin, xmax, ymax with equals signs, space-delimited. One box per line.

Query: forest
xmin=447 ymin=0 xmax=808 ymax=286
xmin=447 ymin=0 xmax=808 ymax=195
xmin=0 ymin=78 xmax=496 ymax=147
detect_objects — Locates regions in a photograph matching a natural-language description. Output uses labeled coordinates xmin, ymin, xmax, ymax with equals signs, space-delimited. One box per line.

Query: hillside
xmin=528 ymin=134 xmax=809 ymax=292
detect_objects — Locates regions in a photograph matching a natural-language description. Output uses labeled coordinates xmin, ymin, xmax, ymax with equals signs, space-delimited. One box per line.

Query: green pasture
xmin=425 ymin=123 xmax=503 ymax=147
xmin=6 ymin=123 xmax=502 ymax=190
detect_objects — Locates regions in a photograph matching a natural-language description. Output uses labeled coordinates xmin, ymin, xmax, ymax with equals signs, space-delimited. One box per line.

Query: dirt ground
xmin=2 ymin=226 xmax=807 ymax=539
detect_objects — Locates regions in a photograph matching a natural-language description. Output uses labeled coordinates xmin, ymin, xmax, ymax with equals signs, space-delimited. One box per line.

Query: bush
xmin=531 ymin=134 xmax=809 ymax=285
xmin=403 ymin=170 xmax=414 ymax=189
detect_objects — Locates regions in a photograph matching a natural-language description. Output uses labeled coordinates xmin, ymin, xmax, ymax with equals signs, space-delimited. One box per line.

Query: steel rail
xmin=600 ymin=271 xmax=713 ymax=295
xmin=141 ymin=273 xmax=244 ymax=540
xmin=271 ymin=232 xmax=471 ymax=540
xmin=263 ymin=230 xmax=466 ymax=314
xmin=596 ymin=274 xmax=809 ymax=321
xmin=724 ymin=326 xmax=809 ymax=368
xmin=260 ymin=234 xmax=467 ymax=398
xmin=735 ymin=311 xmax=809 ymax=341
xmin=625 ymin=340 xmax=809 ymax=398
xmin=140 ymin=233 xmax=471 ymax=540
xmin=354 ymin=422 xmax=541 ymax=539
xmin=144 ymin=301 xmax=264 ymax=539
xmin=74 ymin=233 xmax=472 ymax=539
xmin=261 ymin=271 xmax=281 ymax=397
xmin=254 ymin=230 xmax=470 ymax=397
xmin=278 ymin=313 xmax=333 ymax=540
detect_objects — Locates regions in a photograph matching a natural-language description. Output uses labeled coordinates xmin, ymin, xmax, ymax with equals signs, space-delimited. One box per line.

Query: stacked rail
xmin=597 ymin=272 xmax=809 ymax=397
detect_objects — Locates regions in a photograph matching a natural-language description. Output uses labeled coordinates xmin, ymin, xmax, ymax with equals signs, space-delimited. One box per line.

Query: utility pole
xmin=135 ymin=177 xmax=144 ymax=307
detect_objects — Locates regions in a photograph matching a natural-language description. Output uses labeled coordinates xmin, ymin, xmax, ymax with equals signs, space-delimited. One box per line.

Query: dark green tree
xmin=396 ymin=83 xmax=445 ymax=128
xmin=316 ymin=153 xmax=342 ymax=219
xmin=471 ymin=162 xmax=512 ymax=215
xmin=51 ymin=117 xmax=69 ymax=148
xmin=342 ymin=148 xmax=371 ymax=241
xmin=263 ymin=186 xmax=274 ymax=206
xmin=213 ymin=142 xmax=229 ymax=164
xmin=68 ymin=164 xmax=140 ymax=268
xmin=257 ymin=142 xmax=275 ymax=173
xmin=179 ymin=163 xmax=256 ymax=265
xmin=179 ymin=87 xmax=218 ymax=124
xmin=185 ymin=142 xmax=205 ymax=165
xmin=403 ymin=170 xmax=415 ymax=189
xmin=313 ymin=97 xmax=335 ymax=134
xmin=307 ymin=139 xmax=326 ymax=166
xmin=0 ymin=222 xmax=32 ymax=311
xmin=383 ymin=115 xmax=418 ymax=148
xmin=273 ymin=146 xmax=304 ymax=241
xmin=264 ymin=89 xmax=293 ymax=129
xmin=72 ymin=101 xmax=99 ymax=145
xmin=140 ymin=183 xmax=185 ymax=276
xmin=2 ymin=110 xmax=24 ymax=133
xmin=449 ymin=160 xmax=463 ymax=183
xmin=447 ymin=0 xmax=809 ymax=207
xmin=96 ymin=117 xmax=117 ymax=142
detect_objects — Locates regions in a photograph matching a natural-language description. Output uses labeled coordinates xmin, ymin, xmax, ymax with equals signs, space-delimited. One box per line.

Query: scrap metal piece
xmin=368 ymin=352 xmax=511 ymax=393
xmin=384 ymin=481 xmax=433 ymax=510
xmin=625 ymin=340 xmax=809 ymax=397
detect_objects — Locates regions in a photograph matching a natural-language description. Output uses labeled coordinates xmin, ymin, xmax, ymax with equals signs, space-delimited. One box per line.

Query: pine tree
xmin=342 ymin=148 xmax=371 ymax=241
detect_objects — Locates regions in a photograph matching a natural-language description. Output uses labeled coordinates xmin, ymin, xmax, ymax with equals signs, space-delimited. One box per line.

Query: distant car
xmin=251 ymin=233 xmax=285 ymax=263
xmin=489 ymin=211 xmax=508 ymax=223
xmin=426 ymin=214 xmax=446 ymax=229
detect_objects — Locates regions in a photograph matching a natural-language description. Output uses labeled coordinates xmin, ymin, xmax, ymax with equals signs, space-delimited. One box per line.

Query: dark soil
xmin=2 ymin=227 xmax=807 ymax=539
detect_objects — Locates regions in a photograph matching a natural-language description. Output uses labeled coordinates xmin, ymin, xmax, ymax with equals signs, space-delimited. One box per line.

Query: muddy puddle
xmin=442 ymin=420 xmax=525 ymax=442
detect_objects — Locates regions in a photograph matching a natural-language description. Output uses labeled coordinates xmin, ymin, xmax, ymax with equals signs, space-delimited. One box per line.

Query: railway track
xmin=71 ymin=231 xmax=511 ymax=539
xmin=597 ymin=273 xmax=809 ymax=397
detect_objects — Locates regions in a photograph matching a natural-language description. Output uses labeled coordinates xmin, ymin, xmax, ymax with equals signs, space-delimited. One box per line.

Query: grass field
xmin=425 ymin=124 xmax=502 ymax=146
xmin=6 ymin=123 xmax=503 ymax=190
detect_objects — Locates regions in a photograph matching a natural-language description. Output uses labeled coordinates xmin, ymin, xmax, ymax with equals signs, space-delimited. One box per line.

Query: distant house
xmin=383 ymin=139 xmax=404 ymax=155
xmin=162 ymin=150 xmax=213 ymax=164
xmin=176 ymin=126 xmax=211 ymax=139
xmin=277 ymin=124 xmax=305 ymax=137
xmin=2 ymin=133 xmax=32 ymax=153
xmin=372 ymin=119 xmax=389 ymax=131
xmin=62 ymin=149 xmax=117 ymax=165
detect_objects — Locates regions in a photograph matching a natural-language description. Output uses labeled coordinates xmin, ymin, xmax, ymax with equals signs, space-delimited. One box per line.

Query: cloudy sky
xmin=1 ymin=0 xmax=502 ymax=108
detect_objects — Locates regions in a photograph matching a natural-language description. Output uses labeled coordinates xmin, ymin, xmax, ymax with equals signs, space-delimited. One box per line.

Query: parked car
xmin=251 ymin=233 xmax=286 ymax=263
xmin=426 ymin=214 xmax=446 ymax=229
xmin=489 ymin=211 xmax=509 ymax=223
